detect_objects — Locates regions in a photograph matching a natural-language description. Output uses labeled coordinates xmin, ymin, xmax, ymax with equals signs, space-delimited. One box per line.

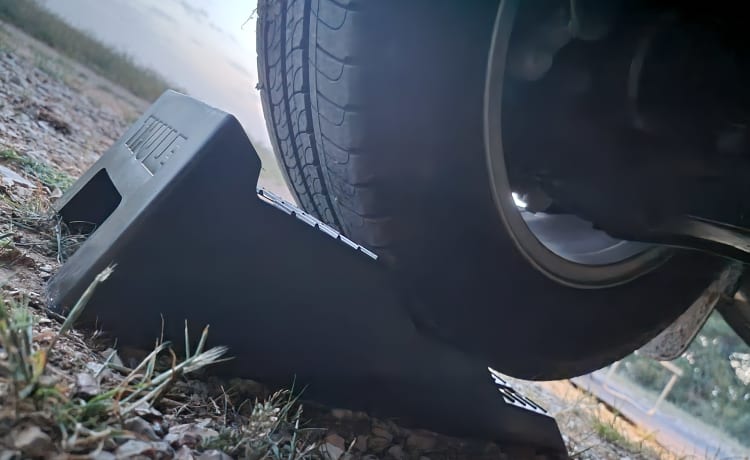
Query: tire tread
xmin=259 ymin=0 xmax=390 ymax=247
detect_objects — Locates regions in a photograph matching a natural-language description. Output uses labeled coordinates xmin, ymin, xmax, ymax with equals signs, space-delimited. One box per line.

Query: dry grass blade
xmin=114 ymin=340 xmax=172 ymax=395
xmin=203 ymin=387 xmax=320 ymax=460
xmin=118 ymin=324 xmax=229 ymax=414
xmin=184 ymin=319 xmax=191 ymax=359
xmin=48 ymin=265 xmax=115 ymax=352
xmin=0 ymin=267 xmax=115 ymax=399
xmin=0 ymin=298 xmax=36 ymax=394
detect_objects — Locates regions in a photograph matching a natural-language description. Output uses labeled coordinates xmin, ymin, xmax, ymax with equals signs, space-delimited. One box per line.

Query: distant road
xmin=573 ymin=371 xmax=750 ymax=459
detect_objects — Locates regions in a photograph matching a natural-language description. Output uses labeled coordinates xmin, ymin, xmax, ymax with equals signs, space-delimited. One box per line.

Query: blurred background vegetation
xmin=617 ymin=311 xmax=750 ymax=444
xmin=0 ymin=0 xmax=170 ymax=100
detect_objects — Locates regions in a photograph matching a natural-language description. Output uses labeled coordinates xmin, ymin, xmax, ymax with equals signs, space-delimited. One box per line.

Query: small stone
xmin=406 ymin=431 xmax=437 ymax=452
xmin=38 ymin=264 xmax=53 ymax=273
xmin=354 ymin=435 xmax=368 ymax=452
xmin=325 ymin=432 xmax=346 ymax=451
xmin=114 ymin=439 xmax=173 ymax=458
xmin=100 ymin=348 xmax=125 ymax=368
xmin=12 ymin=426 xmax=53 ymax=457
xmin=133 ymin=403 xmax=163 ymax=421
xmin=386 ymin=445 xmax=406 ymax=460
xmin=174 ymin=446 xmax=195 ymax=460
xmin=370 ymin=424 xmax=393 ymax=443
xmin=74 ymin=372 xmax=100 ymax=399
xmin=0 ymin=450 xmax=21 ymax=460
xmin=153 ymin=441 xmax=175 ymax=456
xmin=331 ymin=408 xmax=354 ymax=419
xmin=151 ymin=420 xmax=166 ymax=436
xmin=367 ymin=435 xmax=392 ymax=453
xmin=0 ymin=164 xmax=33 ymax=188
xmin=165 ymin=423 xmax=219 ymax=448
xmin=124 ymin=416 xmax=160 ymax=441
xmin=37 ymin=374 xmax=59 ymax=387
xmin=322 ymin=442 xmax=345 ymax=460
xmin=86 ymin=361 xmax=114 ymax=381
xmin=197 ymin=450 xmax=232 ymax=460
xmin=114 ymin=439 xmax=152 ymax=457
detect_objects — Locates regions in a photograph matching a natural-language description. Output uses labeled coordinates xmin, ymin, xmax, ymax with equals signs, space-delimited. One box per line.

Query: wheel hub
xmin=485 ymin=0 xmax=750 ymax=286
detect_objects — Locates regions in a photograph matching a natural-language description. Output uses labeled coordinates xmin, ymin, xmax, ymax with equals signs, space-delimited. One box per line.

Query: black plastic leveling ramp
xmin=46 ymin=91 xmax=567 ymax=457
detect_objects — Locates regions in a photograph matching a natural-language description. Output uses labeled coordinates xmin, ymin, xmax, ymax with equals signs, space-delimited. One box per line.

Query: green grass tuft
xmin=0 ymin=267 xmax=234 ymax=454
xmin=591 ymin=413 xmax=629 ymax=446
xmin=203 ymin=389 xmax=322 ymax=459
xmin=0 ymin=148 xmax=73 ymax=190
xmin=589 ymin=409 xmax=658 ymax=457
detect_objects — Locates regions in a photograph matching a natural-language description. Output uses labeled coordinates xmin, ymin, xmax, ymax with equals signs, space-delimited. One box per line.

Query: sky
xmin=40 ymin=0 xmax=270 ymax=150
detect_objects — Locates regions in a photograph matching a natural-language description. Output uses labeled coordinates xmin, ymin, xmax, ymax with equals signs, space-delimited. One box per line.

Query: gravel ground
xmin=0 ymin=20 xmax=686 ymax=460
xmin=0 ymin=21 xmax=143 ymax=178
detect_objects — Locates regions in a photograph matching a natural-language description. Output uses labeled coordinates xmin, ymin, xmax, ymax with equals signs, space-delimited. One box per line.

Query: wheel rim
xmin=483 ymin=0 xmax=671 ymax=288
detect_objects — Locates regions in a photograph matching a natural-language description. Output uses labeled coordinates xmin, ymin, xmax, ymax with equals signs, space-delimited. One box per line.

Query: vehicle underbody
xmin=499 ymin=1 xmax=750 ymax=263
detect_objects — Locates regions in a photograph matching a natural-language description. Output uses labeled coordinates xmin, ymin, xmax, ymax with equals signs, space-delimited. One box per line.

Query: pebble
xmin=0 ymin=451 xmax=20 ymax=460
xmin=331 ymin=408 xmax=354 ymax=419
xmin=99 ymin=348 xmax=125 ymax=368
xmin=133 ymin=402 xmax=163 ymax=421
xmin=114 ymin=439 xmax=154 ymax=457
xmin=173 ymin=446 xmax=195 ymax=460
xmin=325 ymin=432 xmax=346 ymax=451
xmin=370 ymin=423 xmax=394 ymax=443
xmin=37 ymin=263 xmax=53 ymax=273
xmin=406 ymin=430 xmax=437 ymax=452
xmin=74 ymin=372 xmax=100 ymax=399
xmin=12 ymin=426 xmax=53 ymax=457
xmin=165 ymin=422 xmax=219 ymax=448
xmin=124 ymin=416 xmax=161 ymax=441
xmin=322 ymin=442 xmax=345 ymax=460
xmin=367 ymin=435 xmax=392 ymax=453
xmin=386 ymin=444 xmax=406 ymax=460
xmin=37 ymin=374 xmax=59 ymax=387
xmin=0 ymin=164 xmax=34 ymax=188
xmin=353 ymin=435 xmax=368 ymax=452
xmin=196 ymin=450 xmax=232 ymax=460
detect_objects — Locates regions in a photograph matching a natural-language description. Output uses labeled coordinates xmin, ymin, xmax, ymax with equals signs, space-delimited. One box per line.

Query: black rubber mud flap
xmin=47 ymin=91 xmax=568 ymax=457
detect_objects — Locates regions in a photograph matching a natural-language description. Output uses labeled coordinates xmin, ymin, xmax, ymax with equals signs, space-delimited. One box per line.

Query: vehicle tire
xmin=256 ymin=0 xmax=724 ymax=379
